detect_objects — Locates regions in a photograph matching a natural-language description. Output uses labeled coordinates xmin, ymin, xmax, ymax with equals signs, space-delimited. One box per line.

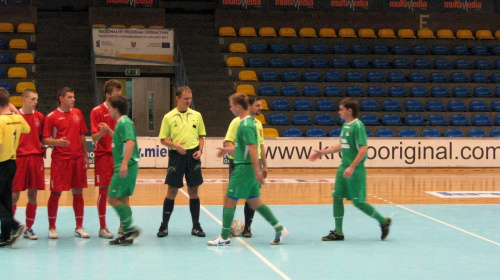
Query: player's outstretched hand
xmin=58 ymin=137 xmax=70 ymax=147
xmin=309 ymin=150 xmax=323 ymax=161
xmin=216 ymin=147 xmax=229 ymax=158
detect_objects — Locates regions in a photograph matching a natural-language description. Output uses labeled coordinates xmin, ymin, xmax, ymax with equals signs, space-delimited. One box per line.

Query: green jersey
xmin=113 ymin=116 xmax=140 ymax=168
xmin=158 ymin=108 xmax=206 ymax=150
xmin=224 ymin=116 xmax=263 ymax=160
xmin=233 ymin=116 xmax=257 ymax=164
xmin=340 ymin=118 xmax=367 ymax=167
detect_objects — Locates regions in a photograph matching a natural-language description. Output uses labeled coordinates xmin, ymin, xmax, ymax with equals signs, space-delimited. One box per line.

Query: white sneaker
xmin=207 ymin=235 xmax=230 ymax=246
xmin=23 ymin=228 xmax=38 ymax=240
xmin=99 ymin=228 xmax=114 ymax=239
xmin=271 ymin=227 xmax=289 ymax=245
xmin=48 ymin=228 xmax=59 ymax=239
xmin=74 ymin=227 xmax=90 ymax=238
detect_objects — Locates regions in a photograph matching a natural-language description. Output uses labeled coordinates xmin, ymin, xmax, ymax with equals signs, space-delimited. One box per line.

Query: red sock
xmin=26 ymin=203 xmax=37 ymax=229
xmin=12 ymin=205 xmax=17 ymax=215
xmin=48 ymin=192 xmax=61 ymax=229
xmin=73 ymin=193 xmax=84 ymax=229
xmin=98 ymin=188 xmax=108 ymax=229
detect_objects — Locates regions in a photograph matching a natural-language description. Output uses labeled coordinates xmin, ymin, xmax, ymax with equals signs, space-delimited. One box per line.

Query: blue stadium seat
xmin=289 ymin=57 xmax=308 ymax=68
xmin=388 ymin=72 xmax=406 ymax=82
xmin=422 ymin=128 xmax=441 ymax=137
xmin=302 ymin=85 xmax=321 ymax=97
xmin=382 ymin=114 xmax=402 ymax=125
xmin=268 ymin=57 xmax=287 ymax=67
xmin=260 ymin=71 xmax=279 ymax=81
xmin=0 ymin=81 xmax=13 ymax=93
xmin=258 ymin=85 xmax=278 ymax=96
xmin=399 ymin=128 xmax=418 ymax=137
xmin=496 ymin=115 xmax=500 ymax=126
xmin=294 ymin=100 xmax=314 ymax=111
xmin=360 ymin=114 xmax=380 ymax=125
xmin=496 ymin=87 xmax=500 ymax=97
xmin=280 ymin=85 xmax=300 ymax=96
xmin=316 ymin=100 xmax=335 ymax=111
xmin=391 ymin=45 xmax=410 ymax=55
xmin=492 ymin=46 xmax=500 ymax=55
xmin=452 ymin=45 xmax=469 ymax=55
xmin=372 ymin=58 xmax=390 ymax=69
xmin=324 ymin=71 xmax=342 ymax=82
xmin=392 ymin=58 xmax=411 ymax=69
xmin=372 ymin=45 xmax=390 ymax=54
xmin=324 ymin=85 xmax=342 ymax=97
xmin=432 ymin=45 xmax=450 ymax=55
xmin=345 ymin=86 xmax=364 ymax=97
xmin=495 ymin=60 xmax=500 ymax=69
xmin=434 ymin=59 xmax=452 ymax=69
xmin=250 ymin=43 xmax=267 ymax=53
xmin=0 ymin=39 xmax=7 ymax=49
xmin=491 ymin=129 xmax=500 ymax=137
xmin=471 ymin=72 xmax=488 ymax=83
xmin=332 ymin=58 xmax=349 ymax=68
xmin=471 ymin=45 xmax=490 ymax=55
xmin=310 ymin=44 xmax=330 ymax=54
xmin=292 ymin=113 xmax=312 ymax=125
xmin=291 ymin=43 xmax=309 ymax=54
xmin=366 ymin=129 xmax=372 ymax=137
xmin=408 ymin=72 xmax=426 ymax=82
xmin=427 ymin=114 xmax=448 ymax=126
xmin=345 ymin=71 xmax=364 ymax=82
xmin=352 ymin=58 xmax=370 ymax=68
xmin=404 ymin=114 xmax=425 ymax=126
xmin=468 ymin=129 xmax=487 ymax=137
xmin=366 ymin=86 xmax=385 ymax=97
xmin=314 ymin=114 xmax=335 ymax=125
xmin=0 ymin=67 xmax=5 ymax=78
xmin=426 ymin=100 xmax=446 ymax=111
xmin=412 ymin=45 xmax=429 ymax=55
xmin=471 ymin=114 xmax=493 ymax=126
xmin=491 ymin=100 xmax=500 ymax=111
xmin=310 ymin=57 xmax=328 ymax=68
xmin=444 ymin=128 xmax=464 ymax=137
xmin=270 ymin=43 xmax=289 ymax=53
xmin=450 ymin=72 xmax=469 ymax=83
xmin=360 ymin=100 xmax=379 ymax=111
xmin=270 ymin=99 xmax=291 ymax=111
xmin=337 ymin=115 xmax=345 ymax=125
xmin=469 ymin=100 xmax=489 ymax=112
xmin=283 ymin=128 xmax=302 ymax=137
xmin=404 ymin=100 xmax=424 ymax=111
xmin=0 ymin=53 xmax=12 ymax=63
xmin=367 ymin=72 xmax=385 ymax=82
xmin=452 ymin=86 xmax=471 ymax=97
xmin=387 ymin=86 xmax=406 ymax=97
xmin=332 ymin=44 xmax=349 ymax=54
xmin=449 ymin=114 xmax=470 ymax=126
xmin=282 ymin=71 xmax=300 ymax=82
xmin=306 ymin=128 xmax=326 ymax=137
xmin=414 ymin=58 xmax=431 ymax=69
xmin=429 ymin=72 xmax=447 ymax=83
xmin=447 ymin=100 xmax=467 ymax=112
xmin=302 ymin=71 xmax=322 ymax=82
xmin=431 ymin=86 xmax=450 ymax=97
xmin=474 ymin=59 xmax=492 ymax=69
xmin=454 ymin=59 xmax=473 ymax=69
xmin=376 ymin=128 xmax=395 ymax=137
xmin=409 ymin=86 xmax=428 ymax=97
xmin=382 ymin=100 xmax=402 ymax=111
xmin=248 ymin=57 xmax=265 ymax=67
xmin=353 ymin=44 xmax=370 ymax=54
xmin=268 ymin=113 xmax=289 ymax=125
xmin=473 ymin=86 xmax=492 ymax=97
xmin=491 ymin=73 xmax=500 ymax=83
xmin=329 ymin=128 xmax=341 ymax=137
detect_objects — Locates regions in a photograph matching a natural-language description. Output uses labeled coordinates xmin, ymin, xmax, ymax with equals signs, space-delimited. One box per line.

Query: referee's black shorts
xmin=165 ymin=148 xmax=203 ymax=188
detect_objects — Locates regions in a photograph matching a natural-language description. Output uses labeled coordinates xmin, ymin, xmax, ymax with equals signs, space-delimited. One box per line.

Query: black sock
xmin=190 ymin=198 xmax=200 ymax=228
xmin=162 ymin=198 xmax=175 ymax=227
xmin=244 ymin=201 xmax=255 ymax=228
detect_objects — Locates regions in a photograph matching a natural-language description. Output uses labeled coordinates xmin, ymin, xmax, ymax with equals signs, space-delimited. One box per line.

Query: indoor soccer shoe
xmin=48 ymin=228 xmax=59 ymax=239
xmin=99 ymin=228 xmax=114 ymax=239
xmin=74 ymin=227 xmax=90 ymax=238
xmin=157 ymin=222 xmax=168 ymax=237
xmin=191 ymin=226 xmax=206 ymax=237
xmin=271 ymin=227 xmax=289 ymax=245
xmin=242 ymin=226 xmax=252 ymax=238
xmin=6 ymin=224 xmax=26 ymax=247
xmin=23 ymin=228 xmax=38 ymax=240
xmin=123 ymin=228 xmax=140 ymax=240
xmin=380 ymin=217 xmax=392 ymax=241
xmin=322 ymin=230 xmax=345 ymax=241
xmin=207 ymin=235 xmax=230 ymax=246
xmin=109 ymin=235 xmax=133 ymax=246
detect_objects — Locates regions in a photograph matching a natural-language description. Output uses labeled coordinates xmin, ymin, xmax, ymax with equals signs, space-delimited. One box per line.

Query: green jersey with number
xmin=233 ymin=116 xmax=257 ymax=164
xmin=340 ymin=118 xmax=367 ymax=167
xmin=113 ymin=116 xmax=140 ymax=168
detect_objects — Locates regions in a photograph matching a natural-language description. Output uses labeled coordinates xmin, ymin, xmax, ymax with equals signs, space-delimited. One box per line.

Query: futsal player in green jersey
xmin=310 ymin=97 xmax=391 ymax=241
xmin=106 ymin=96 xmax=140 ymax=245
xmin=208 ymin=93 xmax=288 ymax=246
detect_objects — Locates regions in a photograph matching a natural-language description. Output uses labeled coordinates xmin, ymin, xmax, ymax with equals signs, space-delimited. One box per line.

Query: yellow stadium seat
xmin=238 ymin=70 xmax=257 ymax=81
xmin=378 ymin=28 xmax=396 ymax=38
xmin=260 ymin=99 xmax=268 ymax=110
xmin=338 ymin=28 xmax=357 ymax=38
xmin=9 ymin=39 xmax=28 ymax=49
xmin=259 ymin=27 xmax=277 ymax=37
xmin=16 ymin=81 xmax=36 ymax=93
xmin=398 ymin=29 xmax=416 ymax=39
xmin=130 ymin=25 xmax=145 ymax=28
xmin=495 ymin=30 xmax=500 ymax=40
xmin=263 ymin=128 xmax=279 ymax=137
xmin=229 ymin=43 xmax=247 ymax=53
xmin=476 ymin=29 xmax=494 ymax=40
xmin=236 ymin=84 xmax=255 ymax=95
xmin=0 ymin=22 xmax=14 ymax=33
xmin=149 ymin=25 xmax=164 ymax=29
xmin=226 ymin=57 xmax=245 ymax=67
xmin=110 ymin=24 xmax=126 ymax=28
xmin=15 ymin=53 xmax=34 ymax=64
xmin=8 ymin=67 xmax=27 ymax=78
xmin=358 ymin=28 xmax=377 ymax=38
xmin=437 ymin=29 xmax=455 ymax=39
xmin=299 ymin=27 xmax=317 ymax=38
xmin=255 ymin=114 xmax=266 ymax=125
xmin=219 ymin=26 xmax=236 ymax=37
xmin=279 ymin=27 xmax=297 ymax=37
xmin=9 ymin=95 xmax=23 ymax=108
xmin=417 ymin=29 xmax=436 ymax=39
xmin=92 ymin=24 xmax=106 ymax=28
xmin=319 ymin=28 xmax=336 ymax=38
xmin=239 ymin=27 xmax=257 ymax=37
xmin=456 ymin=29 xmax=475 ymax=39
xmin=17 ymin=23 xmax=35 ymax=33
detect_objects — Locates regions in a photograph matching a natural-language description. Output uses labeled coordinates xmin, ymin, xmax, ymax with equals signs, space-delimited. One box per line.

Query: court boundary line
xmin=178 ymin=189 xmax=292 ymax=280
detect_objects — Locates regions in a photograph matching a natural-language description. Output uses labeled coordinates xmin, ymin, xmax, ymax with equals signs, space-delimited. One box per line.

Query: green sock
xmin=333 ymin=197 xmax=344 ymax=234
xmin=256 ymin=204 xmax=283 ymax=232
xmin=221 ymin=207 xmax=235 ymax=239
xmin=114 ymin=203 xmax=134 ymax=232
xmin=354 ymin=202 xmax=386 ymax=224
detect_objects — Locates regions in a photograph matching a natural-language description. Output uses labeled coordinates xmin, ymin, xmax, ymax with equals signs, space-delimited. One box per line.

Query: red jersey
xmin=90 ymin=102 xmax=116 ymax=156
xmin=16 ymin=109 xmax=45 ymax=157
xmin=42 ymin=108 xmax=88 ymax=160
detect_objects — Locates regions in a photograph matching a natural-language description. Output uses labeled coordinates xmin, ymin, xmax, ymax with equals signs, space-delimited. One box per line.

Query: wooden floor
xmin=16 ymin=168 xmax=500 ymax=207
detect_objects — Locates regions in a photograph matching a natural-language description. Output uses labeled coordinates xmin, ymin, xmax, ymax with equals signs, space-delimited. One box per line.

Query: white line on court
xmin=178 ymin=188 xmax=292 ymax=280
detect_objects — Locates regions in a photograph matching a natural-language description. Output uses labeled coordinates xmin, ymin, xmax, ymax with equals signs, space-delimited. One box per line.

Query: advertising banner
xmin=0 ymin=0 xmax=32 ymax=5
xmin=94 ymin=0 xmax=159 ymax=7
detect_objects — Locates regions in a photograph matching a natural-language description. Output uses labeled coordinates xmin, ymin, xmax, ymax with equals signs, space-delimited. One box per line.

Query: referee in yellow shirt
xmin=157 ymin=86 xmax=207 ymax=238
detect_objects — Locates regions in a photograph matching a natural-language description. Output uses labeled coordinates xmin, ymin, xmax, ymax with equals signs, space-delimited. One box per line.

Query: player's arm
xmin=343 ymin=145 xmax=367 ymax=178
xmin=248 ymin=143 xmax=264 ymax=184
xmin=8 ymin=103 xmax=20 ymax=114
xmin=260 ymin=144 xmax=268 ymax=178
xmin=119 ymin=139 xmax=135 ymax=177
xmin=192 ymin=135 xmax=204 ymax=159
xmin=223 ymin=140 xmax=235 ymax=157
xmin=42 ymin=137 xmax=70 ymax=147
xmin=81 ymin=134 xmax=89 ymax=170
xmin=160 ymin=138 xmax=186 ymax=155
xmin=309 ymin=143 xmax=342 ymax=161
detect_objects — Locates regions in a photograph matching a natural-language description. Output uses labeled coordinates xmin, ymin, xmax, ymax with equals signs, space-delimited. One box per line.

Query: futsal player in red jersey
xmin=90 ymin=79 xmax=123 ymax=238
xmin=12 ymin=89 xmax=45 ymax=240
xmin=42 ymin=87 xmax=90 ymax=239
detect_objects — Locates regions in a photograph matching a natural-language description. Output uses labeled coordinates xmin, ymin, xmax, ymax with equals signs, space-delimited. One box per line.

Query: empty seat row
xmin=270 ymin=99 xmax=335 ymax=111
xmin=268 ymin=113 xmax=335 ymax=125
xmin=0 ymin=81 xmax=36 ymax=93
xmin=0 ymin=22 xmax=35 ymax=33
xmin=0 ymin=53 xmax=34 ymax=64
xmin=0 ymin=38 xmax=29 ymax=50
xmin=359 ymin=100 xmax=500 ymax=112
xmin=357 ymin=113 xmax=497 ymax=126
xmin=280 ymin=127 xmax=500 ymax=137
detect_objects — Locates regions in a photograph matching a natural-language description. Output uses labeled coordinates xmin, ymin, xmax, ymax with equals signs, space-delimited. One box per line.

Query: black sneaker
xmin=322 ymin=230 xmax=345 ymax=241
xmin=5 ymin=224 xmax=26 ymax=247
xmin=0 ymin=239 xmax=9 ymax=248
xmin=109 ymin=235 xmax=133 ymax=245
xmin=157 ymin=222 xmax=168 ymax=238
xmin=242 ymin=226 xmax=252 ymax=238
xmin=380 ymin=217 xmax=392 ymax=241
xmin=191 ymin=226 xmax=206 ymax=237
xmin=123 ymin=228 xmax=140 ymax=240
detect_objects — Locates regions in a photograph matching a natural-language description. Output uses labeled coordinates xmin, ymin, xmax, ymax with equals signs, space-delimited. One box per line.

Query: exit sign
xmin=125 ymin=69 xmax=140 ymax=76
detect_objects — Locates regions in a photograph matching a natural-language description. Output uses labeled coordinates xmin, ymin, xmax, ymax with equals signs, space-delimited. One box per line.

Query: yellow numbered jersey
xmin=0 ymin=114 xmax=30 ymax=161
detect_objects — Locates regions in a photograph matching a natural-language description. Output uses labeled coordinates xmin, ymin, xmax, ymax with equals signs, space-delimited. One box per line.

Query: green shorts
xmin=226 ymin=164 xmax=260 ymax=200
xmin=333 ymin=165 xmax=366 ymax=204
xmin=108 ymin=163 xmax=139 ymax=198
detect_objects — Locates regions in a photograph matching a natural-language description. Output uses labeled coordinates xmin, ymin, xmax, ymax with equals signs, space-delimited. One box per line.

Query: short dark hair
xmin=248 ymin=95 xmax=261 ymax=106
xmin=0 ymin=87 xmax=9 ymax=107
xmin=57 ymin=86 xmax=74 ymax=105
xmin=108 ymin=95 xmax=128 ymax=115
xmin=229 ymin=92 xmax=249 ymax=110
xmin=340 ymin=97 xmax=360 ymax=117
xmin=22 ymin=88 xmax=37 ymax=98
xmin=176 ymin=86 xmax=192 ymax=97
xmin=103 ymin=79 xmax=122 ymax=96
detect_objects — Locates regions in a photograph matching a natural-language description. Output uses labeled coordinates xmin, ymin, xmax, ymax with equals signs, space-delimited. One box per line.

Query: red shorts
xmin=94 ymin=154 xmax=113 ymax=186
xmin=50 ymin=157 xmax=88 ymax=192
xmin=13 ymin=155 xmax=45 ymax=192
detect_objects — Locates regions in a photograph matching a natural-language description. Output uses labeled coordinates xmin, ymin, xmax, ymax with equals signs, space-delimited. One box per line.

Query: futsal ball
xmin=231 ymin=220 xmax=245 ymax=237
